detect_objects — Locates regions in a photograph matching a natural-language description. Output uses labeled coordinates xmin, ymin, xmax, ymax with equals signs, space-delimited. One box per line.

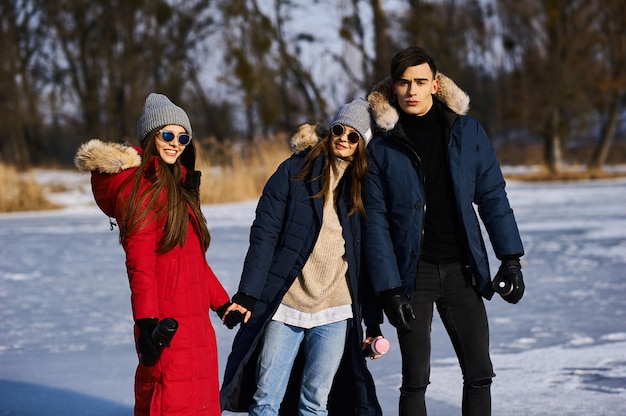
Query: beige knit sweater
xmin=280 ymin=157 xmax=353 ymax=314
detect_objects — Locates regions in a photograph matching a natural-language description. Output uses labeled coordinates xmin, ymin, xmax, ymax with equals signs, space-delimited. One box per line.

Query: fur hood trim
xmin=367 ymin=72 xmax=470 ymax=131
xmin=74 ymin=139 xmax=141 ymax=174
xmin=290 ymin=123 xmax=321 ymax=154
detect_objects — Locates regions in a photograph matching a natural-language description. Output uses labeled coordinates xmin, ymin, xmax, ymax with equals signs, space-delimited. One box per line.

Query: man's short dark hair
xmin=390 ymin=46 xmax=437 ymax=82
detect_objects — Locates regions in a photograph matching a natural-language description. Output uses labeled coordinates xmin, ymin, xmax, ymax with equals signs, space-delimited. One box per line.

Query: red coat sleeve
xmin=205 ymin=262 xmax=230 ymax=312
xmin=122 ymin=218 xmax=161 ymax=320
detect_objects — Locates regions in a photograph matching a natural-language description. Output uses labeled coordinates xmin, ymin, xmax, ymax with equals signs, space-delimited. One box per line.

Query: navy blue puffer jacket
xmin=364 ymin=76 xmax=524 ymax=299
xmin=221 ymin=125 xmax=381 ymax=415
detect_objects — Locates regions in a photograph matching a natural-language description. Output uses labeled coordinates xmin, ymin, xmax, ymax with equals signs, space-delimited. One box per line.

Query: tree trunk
xmin=369 ymin=0 xmax=392 ymax=85
xmin=588 ymin=92 xmax=623 ymax=170
xmin=545 ymin=108 xmax=563 ymax=173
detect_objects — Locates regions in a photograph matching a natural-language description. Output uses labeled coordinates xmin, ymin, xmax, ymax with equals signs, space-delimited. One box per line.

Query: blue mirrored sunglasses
xmin=159 ymin=129 xmax=191 ymax=145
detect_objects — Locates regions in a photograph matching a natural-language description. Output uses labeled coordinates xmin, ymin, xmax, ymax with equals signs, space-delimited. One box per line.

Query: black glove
xmin=232 ymin=292 xmax=257 ymax=312
xmin=216 ymin=301 xmax=245 ymax=329
xmin=223 ymin=310 xmax=245 ymax=329
xmin=380 ymin=288 xmax=415 ymax=332
xmin=492 ymin=258 xmax=525 ymax=304
xmin=216 ymin=302 xmax=231 ymax=319
xmin=184 ymin=170 xmax=202 ymax=195
xmin=136 ymin=318 xmax=159 ymax=366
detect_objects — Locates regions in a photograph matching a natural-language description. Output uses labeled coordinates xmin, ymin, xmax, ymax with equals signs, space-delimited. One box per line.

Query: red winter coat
xmin=77 ymin=140 xmax=229 ymax=416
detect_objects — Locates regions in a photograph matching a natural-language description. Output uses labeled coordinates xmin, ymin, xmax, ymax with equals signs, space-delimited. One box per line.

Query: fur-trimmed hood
xmin=367 ymin=73 xmax=470 ymax=132
xmin=75 ymin=139 xmax=141 ymax=174
xmin=75 ymin=139 xmax=200 ymax=218
xmin=289 ymin=122 xmax=322 ymax=154
xmin=74 ymin=140 xmax=143 ymax=218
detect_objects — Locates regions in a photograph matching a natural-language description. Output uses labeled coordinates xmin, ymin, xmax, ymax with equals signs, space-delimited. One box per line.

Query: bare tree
xmin=332 ymin=0 xmax=375 ymax=92
xmin=0 ymin=0 xmax=48 ymax=168
xmin=497 ymin=0 xmax=605 ymax=172
xmin=217 ymin=0 xmax=330 ymax=140
xmin=43 ymin=0 xmax=215 ymax=144
xmin=588 ymin=0 xmax=626 ymax=170
xmin=369 ymin=0 xmax=396 ymax=84
xmin=3 ymin=0 xmax=624 ymax=170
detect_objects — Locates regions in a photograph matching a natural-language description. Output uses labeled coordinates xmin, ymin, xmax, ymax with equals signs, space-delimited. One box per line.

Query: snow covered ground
xmin=1 ymin=170 xmax=625 ymax=415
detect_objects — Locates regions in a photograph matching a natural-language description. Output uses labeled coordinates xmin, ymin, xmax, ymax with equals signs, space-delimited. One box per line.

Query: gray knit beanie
xmin=136 ymin=93 xmax=192 ymax=144
xmin=330 ymin=98 xmax=373 ymax=145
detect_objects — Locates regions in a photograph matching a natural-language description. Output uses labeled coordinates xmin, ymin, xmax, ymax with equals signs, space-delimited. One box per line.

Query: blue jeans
xmin=249 ymin=319 xmax=348 ymax=416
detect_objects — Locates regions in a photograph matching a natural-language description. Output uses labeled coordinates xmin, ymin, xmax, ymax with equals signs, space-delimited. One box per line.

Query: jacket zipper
xmin=392 ymin=136 xmax=427 ymax=263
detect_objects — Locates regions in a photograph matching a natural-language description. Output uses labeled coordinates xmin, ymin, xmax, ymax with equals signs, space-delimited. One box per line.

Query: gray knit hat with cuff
xmin=330 ymin=98 xmax=373 ymax=145
xmin=137 ymin=93 xmax=192 ymax=144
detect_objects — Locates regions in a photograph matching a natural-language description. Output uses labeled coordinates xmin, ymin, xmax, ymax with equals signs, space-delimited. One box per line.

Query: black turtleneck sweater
xmin=399 ymin=104 xmax=462 ymax=263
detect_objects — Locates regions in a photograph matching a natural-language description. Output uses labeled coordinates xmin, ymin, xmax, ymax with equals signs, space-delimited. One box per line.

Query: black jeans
xmin=397 ymin=260 xmax=494 ymax=416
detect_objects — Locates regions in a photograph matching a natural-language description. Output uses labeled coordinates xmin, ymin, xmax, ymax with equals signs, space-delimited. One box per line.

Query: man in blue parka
xmin=363 ymin=46 xmax=526 ymax=416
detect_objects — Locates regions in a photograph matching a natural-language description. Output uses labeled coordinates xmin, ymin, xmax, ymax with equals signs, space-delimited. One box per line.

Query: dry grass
xmin=2 ymin=137 xmax=625 ymax=213
xmin=0 ymin=164 xmax=61 ymax=212
xmin=195 ymin=135 xmax=292 ymax=204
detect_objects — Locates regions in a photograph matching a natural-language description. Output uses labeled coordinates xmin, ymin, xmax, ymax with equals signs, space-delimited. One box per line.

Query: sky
xmin=1 ymin=169 xmax=625 ymax=415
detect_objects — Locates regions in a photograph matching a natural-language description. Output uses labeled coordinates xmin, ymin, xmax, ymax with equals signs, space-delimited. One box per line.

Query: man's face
xmin=392 ymin=63 xmax=439 ymax=116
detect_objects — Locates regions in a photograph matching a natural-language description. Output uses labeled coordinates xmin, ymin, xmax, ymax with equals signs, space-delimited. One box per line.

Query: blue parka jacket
xmin=220 ymin=124 xmax=382 ymax=415
xmin=364 ymin=75 xmax=524 ymax=300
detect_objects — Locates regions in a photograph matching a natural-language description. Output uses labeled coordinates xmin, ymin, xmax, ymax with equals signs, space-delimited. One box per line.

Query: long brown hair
xmin=118 ymin=132 xmax=211 ymax=253
xmin=295 ymin=133 xmax=368 ymax=216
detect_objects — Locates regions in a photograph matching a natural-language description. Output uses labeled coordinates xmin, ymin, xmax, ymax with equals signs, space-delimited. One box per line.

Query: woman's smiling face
xmin=155 ymin=125 xmax=189 ymax=164
xmin=330 ymin=124 xmax=360 ymax=161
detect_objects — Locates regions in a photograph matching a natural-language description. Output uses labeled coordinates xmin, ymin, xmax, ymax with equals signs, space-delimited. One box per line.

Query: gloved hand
xmin=184 ymin=170 xmax=202 ymax=195
xmin=492 ymin=258 xmax=525 ymax=304
xmin=380 ymin=288 xmax=415 ymax=332
xmin=223 ymin=310 xmax=245 ymax=329
xmin=216 ymin=302 xmax=231 ymax=319
xmin=362 ymin=324 xmax=388 ymax=358
xmin=135 ymin=318 xmax=159 ymax=366
xmin=216 ymin=302 xmax=245 ymax=329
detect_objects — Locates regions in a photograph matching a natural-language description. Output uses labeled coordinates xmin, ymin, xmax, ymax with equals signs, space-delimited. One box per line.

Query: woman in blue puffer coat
xmin=220 ymin=99 xmax=383 ymax=416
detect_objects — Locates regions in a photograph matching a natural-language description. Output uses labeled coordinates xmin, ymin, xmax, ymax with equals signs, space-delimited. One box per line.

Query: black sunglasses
xmin=159 ymin=129 xmax=191 ymax=145
xmin=331 ymin=124 xmax=361 ymax=144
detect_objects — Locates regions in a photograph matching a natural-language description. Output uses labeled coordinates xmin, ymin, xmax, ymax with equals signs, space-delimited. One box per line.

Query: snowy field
xmin=1 ymin=170 xmax=625 ymax=415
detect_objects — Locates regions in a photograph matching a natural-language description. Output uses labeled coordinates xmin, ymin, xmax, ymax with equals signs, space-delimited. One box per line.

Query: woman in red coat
xmin=75 ymin=93 xmax=233 ymax=415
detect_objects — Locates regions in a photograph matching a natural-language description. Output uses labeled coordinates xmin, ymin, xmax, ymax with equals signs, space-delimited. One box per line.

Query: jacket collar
xmin=367 ymin=73 xmax=470 ymax=132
